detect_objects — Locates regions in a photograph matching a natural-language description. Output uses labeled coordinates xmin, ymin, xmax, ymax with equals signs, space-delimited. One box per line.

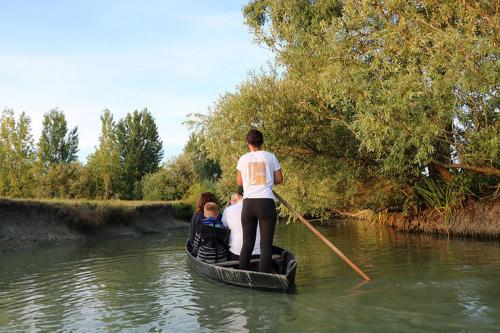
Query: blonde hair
xmin=204 ymin=202 xmax=219 ymax=217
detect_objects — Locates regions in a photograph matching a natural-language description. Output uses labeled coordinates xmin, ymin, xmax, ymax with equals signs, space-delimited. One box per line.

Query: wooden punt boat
xmin=186 ymin=241 xmax=297 ymax=292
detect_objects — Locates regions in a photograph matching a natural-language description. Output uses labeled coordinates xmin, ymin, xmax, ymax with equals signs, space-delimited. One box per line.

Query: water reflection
xmin=187 ymin=272 xmax=295 ymax=332
xmin=1 ymin=223 xmax=499 ymax=332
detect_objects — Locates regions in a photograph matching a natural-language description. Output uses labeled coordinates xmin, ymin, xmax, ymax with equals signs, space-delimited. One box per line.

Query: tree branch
xmin=432 ymin=160 xmax=500 ymax=177
xmin=430 ymin=160 xmax=454 ymax=182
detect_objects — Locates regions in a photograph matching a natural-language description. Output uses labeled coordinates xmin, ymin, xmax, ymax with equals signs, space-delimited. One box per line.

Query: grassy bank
xmin=0 ymin=197 xmax=192 ymax=229
xmin=0 ymin=198 xmax=193 ymax=250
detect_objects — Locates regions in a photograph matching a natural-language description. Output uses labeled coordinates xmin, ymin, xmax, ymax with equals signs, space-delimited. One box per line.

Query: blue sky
xmin=0 ymin=0 xmax=272 ymax=161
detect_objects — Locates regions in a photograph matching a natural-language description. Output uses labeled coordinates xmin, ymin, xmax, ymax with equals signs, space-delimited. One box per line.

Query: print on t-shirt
xmin=248 ymin=161 xmax=266 ymax=185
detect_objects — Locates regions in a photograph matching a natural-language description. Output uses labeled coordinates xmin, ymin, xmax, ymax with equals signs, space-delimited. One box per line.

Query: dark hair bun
xmin=245 ymin=129 xmax=264 ymax=147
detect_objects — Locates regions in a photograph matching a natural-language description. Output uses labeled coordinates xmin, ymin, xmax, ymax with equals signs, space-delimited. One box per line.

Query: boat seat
xmin=213 ymin=254 xmax=281 ymax=267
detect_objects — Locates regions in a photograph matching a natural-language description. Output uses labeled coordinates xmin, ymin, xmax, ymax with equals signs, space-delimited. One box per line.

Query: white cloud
xmin=0 ymin=2 xmax=274 ymax=162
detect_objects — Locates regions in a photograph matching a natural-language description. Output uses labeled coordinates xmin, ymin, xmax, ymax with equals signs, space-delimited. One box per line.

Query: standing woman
xmin=237 ymin=129 xmax=283 ymax=273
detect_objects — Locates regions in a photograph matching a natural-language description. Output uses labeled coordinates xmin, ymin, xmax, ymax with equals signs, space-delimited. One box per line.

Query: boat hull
xmin=186 ymin=241 xmax=297 ymax=292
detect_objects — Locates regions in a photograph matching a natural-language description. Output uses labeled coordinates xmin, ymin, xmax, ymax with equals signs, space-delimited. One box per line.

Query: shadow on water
xmin=1 ymin=222 xmax=500 ymax=332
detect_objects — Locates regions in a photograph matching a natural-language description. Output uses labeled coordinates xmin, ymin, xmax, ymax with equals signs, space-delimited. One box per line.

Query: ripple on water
xmin=1 ymin=224 xmax=500 ymax=332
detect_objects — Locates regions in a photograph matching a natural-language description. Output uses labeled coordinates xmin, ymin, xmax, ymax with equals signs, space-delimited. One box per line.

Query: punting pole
xmin=272 ymin=190 xmax=371 ymax=281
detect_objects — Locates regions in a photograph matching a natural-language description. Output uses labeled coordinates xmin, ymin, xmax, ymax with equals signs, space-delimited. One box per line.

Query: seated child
xmin=200 ymin=202 xmax=225 ymax=227
xmin=193 ymin=202 xmax=229 ymax=263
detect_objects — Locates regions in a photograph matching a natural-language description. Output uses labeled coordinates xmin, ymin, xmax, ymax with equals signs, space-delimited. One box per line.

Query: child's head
xmin=204 ymin=202 xmax=219 ymax=218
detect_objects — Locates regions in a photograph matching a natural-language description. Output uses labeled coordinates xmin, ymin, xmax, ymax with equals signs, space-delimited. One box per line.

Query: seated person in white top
xmin=222 ymin=186 xmax=261 ymax=261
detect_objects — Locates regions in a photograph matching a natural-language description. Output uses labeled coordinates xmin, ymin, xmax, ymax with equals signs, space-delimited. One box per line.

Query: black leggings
xmin=239 ymin=198 xmax=277 ymax=273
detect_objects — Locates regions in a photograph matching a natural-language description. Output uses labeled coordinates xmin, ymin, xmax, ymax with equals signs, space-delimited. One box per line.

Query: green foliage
xmin=416 ymin=178 xmax=456 ymax=210
xmin=35 ymin=109 xmax=81 ymax=198
xmin=116 ymin=109 xmax=164 ymax=199
xmin=87 ymin=109 xmax=121 ymax=199
xmin=1 ymin=107 xmax=167 ymax=201
xmin=142 ymin=154 xmax=197 ymax=201
xmin=190 ymin=0 xmax=499 ymax=217
xmin=37 ymin=108 xmax=79 ymax=167
xmin=183 ymin=132 xmax=221 ymax=180
xmin=183 ymin=179 xmax=218 ymax=208
xmin=34 ymin=162 xmax=87 ymax=199
xmin=69 ymin=161 xmax=101 ymax=199
xmin=168 ymin=201 xmax=194 ymax=220
xmin=141 ymin=132 xmax=222 ymax=203
xmin=0 ymin=109 xmax=35 ymax=197
xmin=414 ymin=176 xmax=474 ymax=230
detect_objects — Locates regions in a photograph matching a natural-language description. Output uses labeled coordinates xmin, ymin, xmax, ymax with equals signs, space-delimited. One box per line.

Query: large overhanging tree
xmin=192 ymin=0 xmax=499 ymax=216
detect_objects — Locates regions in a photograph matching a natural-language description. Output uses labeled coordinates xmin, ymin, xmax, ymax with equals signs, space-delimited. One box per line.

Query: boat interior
xmin=188 ymin=241 xmax=296 ymax=275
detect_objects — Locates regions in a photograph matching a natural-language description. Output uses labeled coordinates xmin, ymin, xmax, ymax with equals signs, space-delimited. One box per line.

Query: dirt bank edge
xmin=0 ymin=198 xmax=192 ymax=250
xmin=380 ymin=198 xmax=500 ymax=238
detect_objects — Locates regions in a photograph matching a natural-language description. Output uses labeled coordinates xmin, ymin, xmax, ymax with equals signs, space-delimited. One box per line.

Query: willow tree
xmin=193 ymin=0 xmax=499 ymax=216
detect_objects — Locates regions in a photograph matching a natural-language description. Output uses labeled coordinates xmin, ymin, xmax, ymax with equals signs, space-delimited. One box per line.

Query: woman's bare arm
xmin=236 ymin=170 xmax=243 ymax=186
xmin=274 ymin=169 xmax=283 ymax=185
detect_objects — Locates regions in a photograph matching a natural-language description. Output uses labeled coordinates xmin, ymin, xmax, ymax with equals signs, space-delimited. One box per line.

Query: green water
xmin=1 ymin=222 xmax=499 ymax=332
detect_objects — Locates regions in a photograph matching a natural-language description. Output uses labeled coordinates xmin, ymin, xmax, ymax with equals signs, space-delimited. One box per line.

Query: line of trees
xmin=0 ymin=107 xmax=220 ymax=202
xmin=189 ymin=0 xmax=499 ymax=217
xmin=0 ymin=108 xmax=165 ymax=200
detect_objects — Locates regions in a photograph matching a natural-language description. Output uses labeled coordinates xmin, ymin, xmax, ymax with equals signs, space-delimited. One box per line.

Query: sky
xmin=0 ymin=0 xmax=272 ymax=161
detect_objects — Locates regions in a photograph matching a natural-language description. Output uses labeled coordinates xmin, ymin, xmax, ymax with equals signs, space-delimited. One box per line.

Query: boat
xmin=186 ymin=241 xmax=297 ymax=292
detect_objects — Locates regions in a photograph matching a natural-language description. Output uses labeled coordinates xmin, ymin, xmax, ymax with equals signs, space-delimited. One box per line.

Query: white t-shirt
xmin=237 ymin=150 xmax=281 ymax=199
xmin=221 ymin=201 xmax=261 ymax=256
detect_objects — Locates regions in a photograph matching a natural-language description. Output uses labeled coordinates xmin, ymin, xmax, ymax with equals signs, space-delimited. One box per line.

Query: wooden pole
xmin=232 ymin=154 xmax=371 ymax=281
xmin=272 ymin=191 xmax=371 ymax=281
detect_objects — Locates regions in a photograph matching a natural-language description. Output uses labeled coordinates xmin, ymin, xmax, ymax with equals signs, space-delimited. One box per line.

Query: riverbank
xmin=2 ymin=197 xmax=498 ymax=251
xmin=0 ymin=198 xmax=192 ymax=250
xmin=379 ymin=198 xmax=500 ymax=238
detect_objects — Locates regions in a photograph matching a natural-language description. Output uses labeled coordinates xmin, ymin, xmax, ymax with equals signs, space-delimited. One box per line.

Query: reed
xmin=413 ymin=178 xmax=472 ymax=236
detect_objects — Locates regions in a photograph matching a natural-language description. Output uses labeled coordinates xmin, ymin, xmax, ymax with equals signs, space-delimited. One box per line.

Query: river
xmin=1 ymin=222 xmax=499 ymax=332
